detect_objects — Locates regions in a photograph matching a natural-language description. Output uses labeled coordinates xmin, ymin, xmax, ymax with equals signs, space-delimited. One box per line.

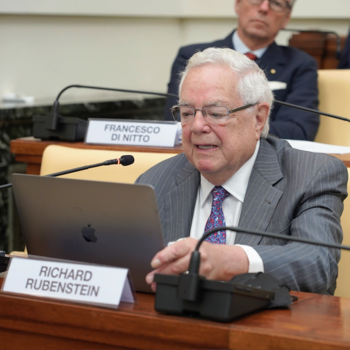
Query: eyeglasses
xmin=171 ymin=103 xmax=257 ymax=125
xmin=247 ymin=0 xmax=292 ymax=13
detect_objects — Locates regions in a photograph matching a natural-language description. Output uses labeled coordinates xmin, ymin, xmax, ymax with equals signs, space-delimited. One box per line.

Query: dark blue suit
xmin=165 ymin=30 xmax=319 ymax=141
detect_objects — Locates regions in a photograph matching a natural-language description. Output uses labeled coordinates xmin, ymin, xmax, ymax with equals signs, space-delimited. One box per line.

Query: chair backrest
xmin=315 ymin=69 xmax=350 ymax=146
xmin=315 ymin=70 xmax=350 ymax=297
xmin=40 ymin=145 xmax=177 ymax=183
xmin=335 ymin=168 xmax=350 ymax=298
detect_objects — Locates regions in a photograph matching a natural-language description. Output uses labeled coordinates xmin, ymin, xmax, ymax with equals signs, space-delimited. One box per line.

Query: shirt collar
xmin=200 ymin=140 xmax=260 ymax=206
xmin=232 ymin=31 xmax=268 ymax=59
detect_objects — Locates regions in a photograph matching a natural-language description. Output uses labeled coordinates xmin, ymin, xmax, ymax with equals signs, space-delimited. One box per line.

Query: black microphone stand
xmin=0 ymin=155 xmax=134 ymax=191
xmin=154 ymin=225 xmax=350 ymax=322
xmin=34 ymin=84 xmax=178 ymax=142
xmin=274 ymin=100 xmax=350 ymax=123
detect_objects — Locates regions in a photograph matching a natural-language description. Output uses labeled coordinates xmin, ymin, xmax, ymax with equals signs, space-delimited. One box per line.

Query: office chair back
xmin=40 ymin=145 xmax=177 ymax=183
xmin=314 ymin=70 xmax=350 ymax=297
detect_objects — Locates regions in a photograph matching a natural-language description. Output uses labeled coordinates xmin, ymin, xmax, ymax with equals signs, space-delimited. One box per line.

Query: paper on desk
xmin=286 ymin=140 xmax=350 ymax=154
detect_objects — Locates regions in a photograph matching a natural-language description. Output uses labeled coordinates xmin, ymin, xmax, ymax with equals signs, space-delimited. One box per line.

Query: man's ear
xmin=281 ymin=9 xmax=292 ymax=29
xmin=255 ymin=103 xmax=270 ymax=138
xmin=235 ymin=0 xmax=242 ymax=16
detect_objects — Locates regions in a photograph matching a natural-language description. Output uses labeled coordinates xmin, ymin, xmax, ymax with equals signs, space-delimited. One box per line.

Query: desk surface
xmin=0 ymin=276 xmax=350 ymax=350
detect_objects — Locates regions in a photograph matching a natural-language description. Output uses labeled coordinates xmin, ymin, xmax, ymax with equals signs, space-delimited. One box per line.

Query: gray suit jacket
xmin=136 ymin=137 xmax=348 ymax=294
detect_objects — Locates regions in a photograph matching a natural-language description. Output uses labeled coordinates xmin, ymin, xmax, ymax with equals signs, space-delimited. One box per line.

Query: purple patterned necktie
xmin=204 ymin=186 xmax=229 ymax=244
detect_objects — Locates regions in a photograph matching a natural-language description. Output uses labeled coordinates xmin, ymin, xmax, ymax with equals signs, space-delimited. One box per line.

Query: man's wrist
xmin=236 ymin=245 xmax=264 ymax=273
xmin=217 ymin=245 xmax=250 ymax=280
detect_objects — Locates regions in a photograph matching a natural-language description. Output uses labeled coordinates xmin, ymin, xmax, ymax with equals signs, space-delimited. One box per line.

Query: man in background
xmin=164 ymin=0 xmax=319 ymax=141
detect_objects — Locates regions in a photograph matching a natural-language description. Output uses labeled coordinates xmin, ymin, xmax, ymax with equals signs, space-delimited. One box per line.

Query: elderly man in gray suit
xmin=137 ymin=47 xmax=347 ymax=295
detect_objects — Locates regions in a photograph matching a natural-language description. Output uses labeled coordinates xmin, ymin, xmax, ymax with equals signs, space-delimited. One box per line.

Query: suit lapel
xmin=258 ymin=42 xmax=286 ymax=81
xmin=229 ymin=34 xmax=286 ymax=81
xmin=220 ymin=30 xmax=235 ymax=49
xmin=235 ymin=139 xmax=284 ymax=246
xmin=227 ymin=32 xmax=286 ymax=82
xmin=162 ymin=162 xmax=200 ymax=244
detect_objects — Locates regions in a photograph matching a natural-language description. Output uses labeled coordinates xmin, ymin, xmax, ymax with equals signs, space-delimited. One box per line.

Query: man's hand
xmin=145 ymin=238 xmax=249 ymax=291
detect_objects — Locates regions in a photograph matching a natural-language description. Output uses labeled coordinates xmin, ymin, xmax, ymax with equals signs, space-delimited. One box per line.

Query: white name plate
xmin=2 ymin=257 xmax=135 ymax=307
xmin=85 ymin=119 xmax=180 ymax=147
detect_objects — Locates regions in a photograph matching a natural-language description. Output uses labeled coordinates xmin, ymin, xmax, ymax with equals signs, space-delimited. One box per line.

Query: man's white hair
xmin=178 ymin=47 xmax=273 ymax=138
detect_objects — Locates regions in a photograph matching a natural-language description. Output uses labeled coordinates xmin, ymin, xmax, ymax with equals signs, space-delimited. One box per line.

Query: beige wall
xmin=0 ymin=15 xmax=182 ymax=102
xmin=0 ymin=0 xmax=349 ymax=102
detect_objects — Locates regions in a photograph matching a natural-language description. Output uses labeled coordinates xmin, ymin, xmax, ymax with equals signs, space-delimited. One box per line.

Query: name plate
xmin=85 ymin=119 xmax=181 ymax=147
xmin=2 ymin=257 xmax=135 ymax=307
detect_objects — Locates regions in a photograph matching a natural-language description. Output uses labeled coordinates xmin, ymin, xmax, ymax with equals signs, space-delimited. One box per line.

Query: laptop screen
xmin=11 ymin=174 xmax=165 ymax=293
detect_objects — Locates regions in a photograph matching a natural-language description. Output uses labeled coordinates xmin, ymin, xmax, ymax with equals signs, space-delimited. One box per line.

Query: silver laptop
xmin=11 ymin=174 xmax=165 ymax=293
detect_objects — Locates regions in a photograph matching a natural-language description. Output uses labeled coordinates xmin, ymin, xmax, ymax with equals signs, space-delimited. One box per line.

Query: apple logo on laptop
xmin=82 ymin=224 xmax=97 ymax=243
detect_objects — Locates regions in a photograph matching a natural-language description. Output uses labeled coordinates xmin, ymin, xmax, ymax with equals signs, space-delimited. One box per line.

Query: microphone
xmin=274 ymin=100 xmax=350 ymax=123
xmin=35 ymin=84 xmax=178 ymax=141
xmin=102 ymin=155 xmax=135 ymax=166
xmin=0 ymin=251 xmax=9 ymax=273
xmin=47 ymin=84 xmax=177 ymax=131
xmin=154 ymin=225 xmax=350 ymax=322
xmin=0 ymin=155 xmax=134 ymax=191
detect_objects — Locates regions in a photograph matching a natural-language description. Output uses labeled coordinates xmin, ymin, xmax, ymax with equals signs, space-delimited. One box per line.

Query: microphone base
xmin=154 ymin=273 xmax=278 ymax=322
xmin=0 ymin=252 xmax=9 ymax=273
xmin=33 ymin=115 xmax=87 ymax=141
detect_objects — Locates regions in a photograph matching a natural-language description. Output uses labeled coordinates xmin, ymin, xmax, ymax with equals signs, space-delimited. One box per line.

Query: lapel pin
xmin=270 ymin=69 xmax=276 ymax=74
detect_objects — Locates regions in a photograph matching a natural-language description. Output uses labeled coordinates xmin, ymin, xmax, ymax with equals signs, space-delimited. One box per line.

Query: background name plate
xmin=85 ymin=119 xmax=180 ymax=147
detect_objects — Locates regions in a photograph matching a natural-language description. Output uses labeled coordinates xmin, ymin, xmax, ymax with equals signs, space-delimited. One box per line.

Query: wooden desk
xmin=0 ymin=276 xmax=350 ymax=349
xmin=10 ymin=137 xmax=350 ymax=175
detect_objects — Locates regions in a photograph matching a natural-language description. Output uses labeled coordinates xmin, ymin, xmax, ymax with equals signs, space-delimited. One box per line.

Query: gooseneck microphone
xmin=0 ymin=155 xmax=134 ymax=191
xmin=199 ymin=226 xmax=350 ymax=251
xmin=274 ymin=100 xmax=350 ymax=123
xmin=44 ymin=154 xmax=134 ymax=178
xmin=47 ymin=84 xmax=178 ymax=132
xmin=154 ymin=225 xmax=350 ymax=322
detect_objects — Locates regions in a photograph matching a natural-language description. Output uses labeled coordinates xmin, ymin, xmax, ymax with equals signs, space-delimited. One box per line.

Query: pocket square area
xmin=268 ymin=81 xmax=287 ymax=91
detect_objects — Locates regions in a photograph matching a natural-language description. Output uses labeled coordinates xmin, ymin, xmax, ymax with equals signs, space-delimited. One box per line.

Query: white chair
xmin=313 ymin=70 xmax=350 ymax=297
xmin=315 ymin=69 xmax=350 ymax=146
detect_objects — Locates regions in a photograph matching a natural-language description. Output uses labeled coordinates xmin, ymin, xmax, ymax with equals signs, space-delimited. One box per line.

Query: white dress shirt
xmin=189 ymin=141 xmax=264 ymax=273
xmin=232 ymin=31 xmax=268 ymax=58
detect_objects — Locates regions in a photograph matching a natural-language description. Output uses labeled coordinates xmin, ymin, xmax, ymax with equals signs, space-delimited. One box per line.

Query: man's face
xmin=180 ymin=64 xmax=268 ymax=185
xmin=235 ymin=0 xmax=291 ymax=46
